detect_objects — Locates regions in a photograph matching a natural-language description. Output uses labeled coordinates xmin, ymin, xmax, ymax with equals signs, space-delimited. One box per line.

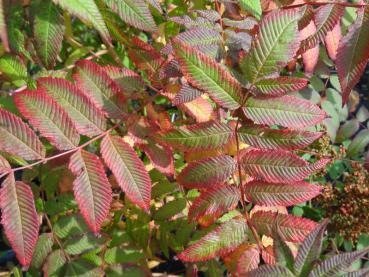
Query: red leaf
xmin=188 ymin=185 xmax=240 ymax=222
xmin=0 ymin=108 xmax=45 ymax=160
xmin=177 ymin=155 xmax=237 ymax=189
xmin=223 ymin=244 xmax=260 ymax=275
xmin=336 ymin=7 xmax=369 ymax=104
xmin=100 ymin=135 xmax=151 ymax=211
xmin=73 ymin=60 xmax=126 ymax=119
xmin=0 ymin=180 xmax=39 ymax=268
xmin=301 ymin=21 xmax=319 ymax=76
xmin=325 ymin=21 xmax=341 ymax=61
xmin=69 ymin=150 xmax=112 ymax=233
xmin=252 ymin=211 xmax=317 ymax=242
xmin=244 ymin=180 xmax=323 ymax=206
xmin=241 ymin=148 xmax=329 ymax=183
xmin=14 ymin=90 xmax=80 ymax=150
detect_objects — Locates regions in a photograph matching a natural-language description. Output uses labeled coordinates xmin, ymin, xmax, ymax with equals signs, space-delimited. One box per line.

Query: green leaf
xmin=154 ymin=198 xmax=186 ymax=221
xmin=0 ymin=54 xmax=27 ymax=86
xmin=53 ymin=214 xmax=89 ymax=239
xmin=347 ymin=129 xmax=369 ymax=157
xmin=178 ymin=217 xmax=248 ymax=262
xmin=33 ymin=0 xmax=65 ymax=69
xmin=294 ymin=220 xmax=328 ymax=277
xmin=172 ymin=38 xmax=243 ymax=110
xmin=273 ymin=227 xmax=295 ymax=271
xmin=104 ymin=247 xmax=145 ymax=264
xmin=43 ymin=250 xmax=67 ymax=277
xmin=240 ymin=8 xmax=301 ymax=83
xmin=30 ymin=233 xmax=54 ymax=269
xmin=155 ymin=121 xmax=233 ymax=151
xmin=64 ymin=260 xmax=104 ymax=277
xmin=53 ymin=0 xmax=111 ymax=43
xmin=64 ymin=233 xmax=105 ymax=255
xmin=104 ymin=0 xmax=157 ymax=32
xmin=239 ymin=0 xmax=262 ymax=19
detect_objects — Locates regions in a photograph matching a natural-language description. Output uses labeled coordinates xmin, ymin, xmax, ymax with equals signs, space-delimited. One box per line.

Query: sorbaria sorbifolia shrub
xmin=0 ymin=0 xmax=369 ymax=275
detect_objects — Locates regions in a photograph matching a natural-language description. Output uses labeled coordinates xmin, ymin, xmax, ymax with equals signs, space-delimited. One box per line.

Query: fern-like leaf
xmin=155 ymin=121 xmax=233 ymax=151
xmin=240 ymin=8 xmax=301 ymax=83
xmin=253 ymin=77 xmax=308 ymax=97
xmin=14 ymin=90 xmax=80 ymax=150
xmin=69 ymin=150 xmax=112 ymax=233
xmin=0 ymin=108 xmax=45 ymax=160
xmin=336 ymin=7 xmax=369 ymax=105
xmin=244 ymin=95 xmax=326 ymax=128
xmin=101 ymin=135 xmax=151 ymax=211
xmin=238 ymin=125 xmax=322 ymax=150
xmin=172 ymin=38 xmax=243 ymax=110
xmin=0 ymin=180 xmax=39 ymax=268
xmin=53 ymin=0 xmax=111 ymax=43
xmin=74 ymin=60 xmax=126 ymax=119
xmin=178 ymin=217 xmax=248 ymax=262
xmin=188 ymin=185 xmax=240 ymax=222
xmin=104 ymin=0 xmax=157 ymax=32
xmin=252 ymin=211 xmax=317 ymax=242
xmin=33 ymin=0 xmax=65 ymax=69
xmin=241 ymin=148 xmax=329 ymax=183
xmin=177 ymin=155 xmax=236 ymax=189
xmin=38 ymin=77 xmax=107 ymax=137
xmin=244 ymin=180 xmax=322 ymax=206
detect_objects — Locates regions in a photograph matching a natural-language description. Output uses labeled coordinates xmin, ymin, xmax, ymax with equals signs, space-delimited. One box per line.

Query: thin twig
xmin=282 ymin=1 xmax=368 ymax=9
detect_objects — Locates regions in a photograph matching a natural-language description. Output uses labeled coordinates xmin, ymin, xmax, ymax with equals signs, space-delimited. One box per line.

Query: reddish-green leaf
xmin=247 ymin=265 xmax=295 ymax=277
xmin=252 ymin=211 xmax=317 ymax=242
xmin=244 ymin=180 xmax=322 ymax=206
xmin=0 ymin=180 xmax=39 ymax=268
xmin=0 ymin=108 xmax=45 ymax=160
xmin=188 ymin=185 xmax=240 ymax=222
xmin=33 ymin=0 xmax=65 ymax=69
xmin=74 ymin=60 xmax=126 ymax=119
xmin=336 ymin=7 xmax=369 ymax=104
xmin=241 ymin=149 xmax=329 ymax=183
xmin=14 ymin=90 xmax=80 ymax=150
xmin=223 ymin=243 xmax=260 ymax=275
xmin=238 ymin=125 xmax=323 ymax=150
xmin=53 ymin=0 xmax=111 ymax=43
xmin=178 ymin=217 xmax=248 ymax=262
xmin=69 ymin=150 xmax=112 ymax=233
xmin=252 ymin=77 xmax=308 ymax=97
xmin=173 ymin=83 xmax=203 ymax=105
xmin=244 ymin=95 xmax=326 ymax=128
xmin=155 ymin=121 xmax=233 ymax=151
xmin=300 ymin=4 xmax=344 ymax=53
xmin=177 ymin=155 xmax=236 ymax=189
xmin=38 ymin=77 xmax=107 ymax=137
xmin=101 ymin=135 xmax=151 ymax=211
xmin=172 ymin=38 xmax=243 ymax=110
xmin=240 ymin=8 xmax=301 ymax=83
xmin=104 ymin=0 xmax=157 ymax=32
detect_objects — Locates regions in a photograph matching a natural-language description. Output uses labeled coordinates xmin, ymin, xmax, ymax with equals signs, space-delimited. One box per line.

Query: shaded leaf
xmin=30 ymin=233 xmax=54 ymax=269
